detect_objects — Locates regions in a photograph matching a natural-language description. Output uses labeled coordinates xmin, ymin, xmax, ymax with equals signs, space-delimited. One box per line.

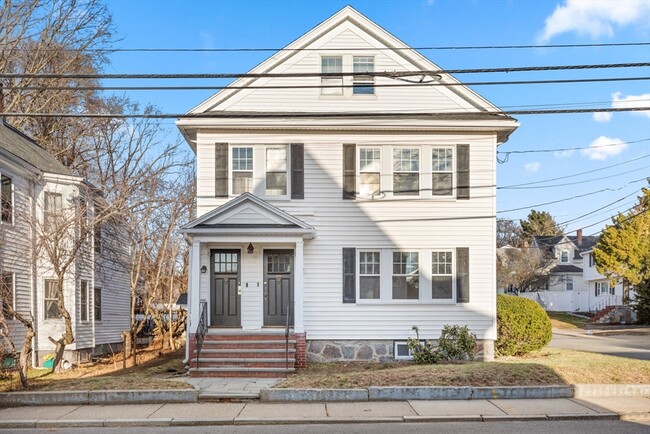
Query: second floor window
xmin=432 ymin=148 xmax=453 ymax=196
xmin=359 ymin=147 xmax=381 ymax=197
xmin=44 ymin=192 xmax=62 ymax=230
xmin=321 ymin=56 xmax=343 ymax=95
xmin=1 ymin=174 xmax=12 ymax=224
xmin=353 ymin=56 xmax=375 ymax=94
xmin=393 ymin=148 xmax=419 ymax=196
xmin=44 ymin=279 xmax=60 ymax=319
xmin=265 ymin=147 xmax=287 ymax=196
xmin=589 ymin=253 xmax=595 ymax=267
xmin=232 ymin=147 xmax=253 ymax=195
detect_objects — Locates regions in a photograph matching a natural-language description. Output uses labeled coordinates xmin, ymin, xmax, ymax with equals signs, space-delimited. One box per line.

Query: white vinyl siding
xmin=321 ymin=56 xmax=343 ymax=95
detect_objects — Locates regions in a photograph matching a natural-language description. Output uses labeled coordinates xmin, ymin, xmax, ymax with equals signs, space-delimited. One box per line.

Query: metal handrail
xmin=195 ymin=301 xmax=208 ymax=370
xmin=285 ymin=300 xmax=292 ymax=370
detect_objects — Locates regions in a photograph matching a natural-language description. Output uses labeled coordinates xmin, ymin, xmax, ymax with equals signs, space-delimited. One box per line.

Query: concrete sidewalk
xmin=0 ymin=396 xmax=648 ymax=428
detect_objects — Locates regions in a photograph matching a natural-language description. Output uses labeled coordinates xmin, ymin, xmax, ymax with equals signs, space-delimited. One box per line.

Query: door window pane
xmin=215 ymin=252 xmax=239 ymax=273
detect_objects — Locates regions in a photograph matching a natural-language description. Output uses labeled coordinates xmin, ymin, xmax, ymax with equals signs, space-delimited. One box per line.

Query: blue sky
xmin=104 ymin=0 xmax=650 ymax=235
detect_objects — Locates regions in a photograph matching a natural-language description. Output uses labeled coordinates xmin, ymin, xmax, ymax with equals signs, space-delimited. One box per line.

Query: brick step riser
xmin=189 ymin=370 xmax=289 ymax=378
xmin=193 ymin=361 xmax=294 ymax=368
xmin=203 ymin=334 xmax=295 ymax=341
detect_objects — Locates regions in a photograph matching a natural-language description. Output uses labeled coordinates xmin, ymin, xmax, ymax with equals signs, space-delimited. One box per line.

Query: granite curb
xmin=0 ymin=413 xmax=623 ymax=429
xmin=0 ymin=389 xmax=198 ymax=407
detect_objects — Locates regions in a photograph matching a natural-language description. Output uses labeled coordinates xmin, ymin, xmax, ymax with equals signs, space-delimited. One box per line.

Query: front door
xmin=210 ymin=249 xmax=241 ymax=327
xmin=263 ymin=249 xmax=294 ymax=326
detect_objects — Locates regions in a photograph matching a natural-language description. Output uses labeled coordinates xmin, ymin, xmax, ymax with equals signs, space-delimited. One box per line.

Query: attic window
xmin=321 ymin=56 xmax=343 ymax=95
xmin=560 ymin=250 xmax=569 ymax=263
xmin=353 ymin=56 xmax=375 ymax=94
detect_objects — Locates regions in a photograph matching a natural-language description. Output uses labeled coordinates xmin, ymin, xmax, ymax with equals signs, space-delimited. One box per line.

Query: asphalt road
xmin=550 ymin=330 xmax=650 ymax=360
xmin=2 ymin=420 xmax=650 ymax=434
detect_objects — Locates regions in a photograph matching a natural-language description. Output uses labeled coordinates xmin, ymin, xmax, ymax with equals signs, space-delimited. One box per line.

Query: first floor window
xmin=392 ymin=252 xmax=419 ymax=299
xmin=432 ymin=147 xmax=453 ymax=196
xmin=595 ymin=281 xmax=610 ymax=296
xmin=1 ymin=272 xmax=14 ymax=317
xmin=393 ymin=148 xmax=420 ymax=196
xmin=321 ymin=56 xmax=343 ymax=95
xmin=359 ymin=251 xmax=380 ymax=299
xmin=265 ymin=147 xmax=287 ymax=196
xmin=94 ymin=287 xmax=102 ymax=321
xmin=1 ymin=174 xmax=12 ymax=223
xmin=79 ymin=280 xmax=89 ymax=322
xmin=44 ymin=279 xmax=59 ymax=319
xmin=565 ymin=276 xmax=574 ymax=291
xmin=359 ymin=147 xmax=381 ymax=197
xmin=432 ymin=251 xmax=453 ymax=299
xmin=232 ymin=147 xmax=253 ymax=195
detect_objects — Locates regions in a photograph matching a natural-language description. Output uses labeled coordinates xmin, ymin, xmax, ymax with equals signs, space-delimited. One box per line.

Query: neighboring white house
xmin=177 ymin=6 xmax=519 ymax=376
xmin=520 ymin=230 xmax=624 ymax=312
xmin=0 ymin=120 xmax=130 ymax=366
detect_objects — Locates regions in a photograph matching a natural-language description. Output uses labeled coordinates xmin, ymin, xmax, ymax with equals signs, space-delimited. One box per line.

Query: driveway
xmin=550 ymin=328 xmax=650 ymax=360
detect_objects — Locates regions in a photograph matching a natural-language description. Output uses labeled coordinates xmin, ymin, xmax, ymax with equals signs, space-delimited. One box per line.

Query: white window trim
xmin=357 ymin=146 xmax=382 ymax=199
xmin=394 ymin=341 xmax=417 ymax=361
xmin=559 ymin=250 xmax=569 ymax=263
xmin=0 ymin=171 xmax=14 ymax=226
xmin=431 ymin=249 xmax=456 ymax=302
xmin=227 ymin=144 xmax=291 ymax=199
xmin=357 ymin=250 xmax=381 ymax=302
xmin=431 ymin=146 xmax=455 ymax=197
xmin=595 ymin=281 xmax=609 ymax=296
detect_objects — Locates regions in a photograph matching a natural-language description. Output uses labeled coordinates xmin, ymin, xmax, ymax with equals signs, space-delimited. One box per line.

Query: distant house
xmin=177 ymin=6 xmax=519 ymax=376
xmin=522 ymin=230 xmax=624 ymax=312
xmin=0 ymin=120 xmax=130 ymax=366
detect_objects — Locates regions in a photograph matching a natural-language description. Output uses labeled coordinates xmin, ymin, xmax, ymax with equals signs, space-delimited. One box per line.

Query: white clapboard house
xmin=178 ymin=6 xmax=518 ymax=377
xmin=0 ymin=120 xmax=130 ymax=367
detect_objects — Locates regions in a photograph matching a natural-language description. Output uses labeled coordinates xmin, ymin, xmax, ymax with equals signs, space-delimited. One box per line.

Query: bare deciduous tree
xmin=497 ymin=246 xmax=553 ymax=292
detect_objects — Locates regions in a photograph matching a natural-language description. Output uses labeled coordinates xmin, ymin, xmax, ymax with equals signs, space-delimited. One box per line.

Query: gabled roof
xmin=181 ymin=6 xmax=515 ymax=123
xmin=181 ymin=193 xmax=316 ymax=238
xmin=0 ymin=121 xmax=71 ymax=176
xmin=533 ymin=234 xmax=599 ymax=258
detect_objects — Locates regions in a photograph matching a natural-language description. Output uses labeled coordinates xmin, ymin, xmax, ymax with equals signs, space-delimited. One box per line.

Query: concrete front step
xmin=192 ymin=359 xmax=296 ymax=368
xmin=189 ymin=366 xmax=295 ymax=378
xmin=204 ymin=332 xmax=294 ymax=341
xmin=199 ymin=341 xmax=296 ymax=350
xmin=195 ymin=348 xmax=295 ymax=358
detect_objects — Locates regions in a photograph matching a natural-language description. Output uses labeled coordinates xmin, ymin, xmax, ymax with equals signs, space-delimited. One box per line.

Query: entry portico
xmin=181 ymin=193 xmax=316 ymax=341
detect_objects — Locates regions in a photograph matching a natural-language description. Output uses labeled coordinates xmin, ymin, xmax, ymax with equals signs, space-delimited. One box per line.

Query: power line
xmin=499 ymin=154 xmax=650 ymax=188
xmin=2 ymin=62 xmax=648 ymax=80
xmin=559 ymin=192 xmax=642 ymax=227
xmin=497 ymin=178 xmax=647 ymax=213
xmin=6 ymin=41 xmax=649 ymax=53
xmin=2 ymin=106 xmax=649 ymax=119
xmin=2 ymin=76 xmax=648 ymax=92
xmin=500 ymin=166 xmax=649 ymax=190
xmin=498 ymin=138 xmax=650 ymax=156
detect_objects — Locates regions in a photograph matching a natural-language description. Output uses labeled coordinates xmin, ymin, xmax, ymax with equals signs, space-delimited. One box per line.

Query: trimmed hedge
xmin=496 ymin=294 xmax=552 ymax=356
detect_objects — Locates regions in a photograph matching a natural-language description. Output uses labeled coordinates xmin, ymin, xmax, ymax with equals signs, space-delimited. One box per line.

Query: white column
xmin=294 ymin=239 xmax=305 ymax=333
xmin=189 ymin=240 xmax=201 ymax=331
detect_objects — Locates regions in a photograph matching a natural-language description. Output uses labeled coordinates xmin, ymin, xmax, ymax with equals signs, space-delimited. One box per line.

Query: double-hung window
xmin=359 ymin=147 xmax=381 ymax=197
xmin=353 ymin=56 xmax=374 ymax=94
xmin=393 ymin=148 xmax=419 ymax=196
xmin=392 ymin=252 xmax=419 ymax=299
xmin=94 ymin=287 xmax=102 ymax=321
xmin=232 ymin=147 xmax=254 ymax=195
xmin=432 ymin=148 xmax=454 ymax=196
xmin=1 ymin=174 xmax=12 ymax=224
xmin=359 ymin=251 xmax=380 ymax=300
xmin=1 ymin=272 xmax=14 ymax=317
xmin=565 ymin=276 xmax=574 ymax=291
xmin=79 ymin=280 xmax=89 ymax=322
xmin=44 ymin=192 xmax=62 ymax=231
xmin=560 ymin=250 xmax=569 ymax=263
xmin=44 ymin=279 xmax=59 ymax=319
xmin=265 ymin=147 xmax=287 ymax=196
xmin=432 ymin=251 xmax=454 ymax=300
xmin=321 ymin=56 xmax=343 ymax=95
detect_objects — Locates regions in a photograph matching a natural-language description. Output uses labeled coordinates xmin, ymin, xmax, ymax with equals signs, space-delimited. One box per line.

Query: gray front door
xmin=210 ymin=249 xmax=241 ymax=327
xmin=263 ymin=249 xmax=294 ymax=326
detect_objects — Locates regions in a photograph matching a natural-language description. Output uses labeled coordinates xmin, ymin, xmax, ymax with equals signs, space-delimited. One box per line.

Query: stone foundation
xmin=307 ymin=339 xmax=495 ymax=363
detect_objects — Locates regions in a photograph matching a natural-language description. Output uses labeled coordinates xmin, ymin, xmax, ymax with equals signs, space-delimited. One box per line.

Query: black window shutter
xmin=291 ymin=143 xmax=304 ymax=199
xmin=215 ymin=143 xmax=228 ymax=197
xmin=456 ymin=247 xmax=470 ymax=303
xmin=342 ymin=144 xmax=356 ymax=200
xmin=457 ymin=144 xmax=470 ymax=200
xmin=342 ymin=248 xmax=356 ymax=303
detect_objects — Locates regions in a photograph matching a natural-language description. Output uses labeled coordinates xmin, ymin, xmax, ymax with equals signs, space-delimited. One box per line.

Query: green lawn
xmin=547 ymin=311 xmax=589 ymax=329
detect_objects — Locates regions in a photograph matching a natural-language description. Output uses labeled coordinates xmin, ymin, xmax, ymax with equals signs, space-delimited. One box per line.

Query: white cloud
xmin=612 ymin=92 xmax=650 ymax=118
xmin=524 ymin=162 xmax=541 ymax=173
xmin=554 ymin=149 xmax=575 ymax=158
xmin=581 ymin=136 xmax=628 ymax=160
xmin=538 ymin=0 xmax=650 ymax=43
xmin=593 ymin=111 xmax=613 ymax=122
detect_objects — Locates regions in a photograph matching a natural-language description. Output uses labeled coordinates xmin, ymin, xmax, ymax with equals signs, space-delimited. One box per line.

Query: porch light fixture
xmin=200 ymin=265 xmax=207 ymax=274
xmin=247 ymin=243 xmax=255 ymax=254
